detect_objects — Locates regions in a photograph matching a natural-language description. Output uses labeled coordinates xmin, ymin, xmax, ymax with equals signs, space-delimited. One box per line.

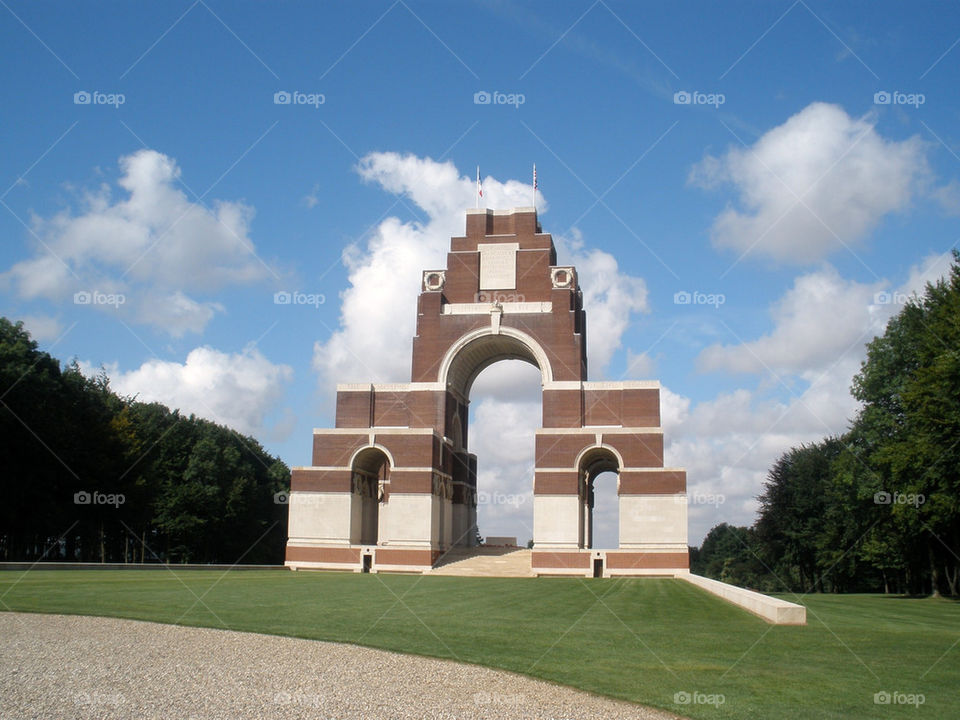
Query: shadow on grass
xmin=877 ymin=593 xmax=960 ymax=602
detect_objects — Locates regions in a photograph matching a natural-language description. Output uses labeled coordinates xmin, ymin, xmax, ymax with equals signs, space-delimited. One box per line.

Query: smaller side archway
xmin=575 ymin=445 xmax=622 ymax=549
xmin=349 ymin=446 xmax=390 ymax=546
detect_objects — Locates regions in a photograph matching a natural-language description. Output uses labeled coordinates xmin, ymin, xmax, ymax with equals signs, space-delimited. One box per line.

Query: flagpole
xmin=532 ymin=163 xmax=537 ymax=210
xmin=476 ymin=166 xmax=480 ymax=208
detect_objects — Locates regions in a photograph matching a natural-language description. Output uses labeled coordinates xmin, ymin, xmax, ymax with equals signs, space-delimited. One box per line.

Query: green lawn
xmin=1 ymin=570 xmax=957 ymax=719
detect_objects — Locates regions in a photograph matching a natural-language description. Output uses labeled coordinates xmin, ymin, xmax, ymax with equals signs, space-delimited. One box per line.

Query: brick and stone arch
xmin=285 ymin=207 xmax=688 ymax=576
xmin=349 ymin=446 xmax=389 ymax=546
xmin=574 ymin=444 xmax=622 ymax=549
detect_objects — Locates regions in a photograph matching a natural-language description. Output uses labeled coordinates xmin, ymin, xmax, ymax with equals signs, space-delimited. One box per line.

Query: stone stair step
xmin=427 ymin=549 xmax=533 ymax=577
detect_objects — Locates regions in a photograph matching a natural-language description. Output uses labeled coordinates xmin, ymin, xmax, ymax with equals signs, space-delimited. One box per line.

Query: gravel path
xmin=0 ymin=613 xmax=684 ymax=720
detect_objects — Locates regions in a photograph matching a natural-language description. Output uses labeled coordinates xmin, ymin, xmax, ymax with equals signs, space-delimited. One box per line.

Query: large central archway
xmin=459 ymin=358 xmax=542 ymax=549
xmin=438 ymin=330 xmax=550 ymax=549
xmin=285 ymin=207 xmax=689 ymax=576
xmin=439 ymin=327 xmax=553 ymax=399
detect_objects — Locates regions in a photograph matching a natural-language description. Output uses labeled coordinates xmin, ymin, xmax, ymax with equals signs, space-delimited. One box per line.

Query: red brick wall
xmin=610 ymin=433 xmax=664 ymax=467
xmin=388 ymin=470 xmax=432 ymax=493
xmin=605 ymin=551 xmax=689 ymax=570
xmin=535 ymin=433 xmax=595 ymax=467
xmin=531 ymin=551 xmax=591 ymax=569
xmin=335 ymin=390 xmax=371 ymax=427
xmin=376 ymin=548 xmax=438 ymax=567
xmin=286 ymin=546 xmax=360 ymax=564
xmin=291 ymin=468 xmax=351 ymax=492
xmin=621 ymin=388 xmax=660 ymax=426
xmin=584 ymin=389 xmax=621 ymax=426
xmin=312 ymin=433 xmax=366 ymax=467
xmin=619 ymin=469 xmax=686 ymax=494
xmin=534 ymin=471 xmax=579 ymax=494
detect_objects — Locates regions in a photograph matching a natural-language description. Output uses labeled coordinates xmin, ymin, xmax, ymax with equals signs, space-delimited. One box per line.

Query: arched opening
xmin=576 ymin=447 xmax=621 ymax=549
xmin=589 ymin=472 xmax=619 ymax=549
xmin=350 ymin=446 xmax=389 ymax=546
xmin=438 ymin=328 xmax=551 ymax=551
xmin=468 ymin=359 xmax=541 ymax=548
xmin=440 ymin=327 xmax=552 ymax=398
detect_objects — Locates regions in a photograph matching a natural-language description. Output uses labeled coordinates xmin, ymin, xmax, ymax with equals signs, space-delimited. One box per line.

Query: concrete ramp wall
xmin=678 ymin=572 xmax=806 ymax=625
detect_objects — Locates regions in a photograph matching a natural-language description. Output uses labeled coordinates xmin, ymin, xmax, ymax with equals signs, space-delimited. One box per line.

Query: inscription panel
xmin=478 ymin=242 xmax=519 ymax=290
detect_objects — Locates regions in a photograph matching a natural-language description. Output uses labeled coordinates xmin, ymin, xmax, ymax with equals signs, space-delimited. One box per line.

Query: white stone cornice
xmin=534 ymin=427 xmax=663 ymax=435
xmin=441 ymin=301 xmax=552 ymax=315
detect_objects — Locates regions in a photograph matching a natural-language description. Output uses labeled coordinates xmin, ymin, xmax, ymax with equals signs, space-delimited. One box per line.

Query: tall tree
xmin=0 ymin=318 xmax=290 ymax=565
xmin=755 ymin=439 xmax=844 ymax=591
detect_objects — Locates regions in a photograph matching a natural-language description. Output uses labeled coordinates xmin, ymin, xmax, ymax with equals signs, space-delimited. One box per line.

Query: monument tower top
xmin=462 ymin=206 xmax=543 ymax=241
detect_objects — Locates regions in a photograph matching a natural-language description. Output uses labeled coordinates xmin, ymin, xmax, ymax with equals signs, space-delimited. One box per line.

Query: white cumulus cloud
xmin=555 ymin=229 xmax=649 ymax=376
xmin=17 ymin=314 xmax=64 ymax=343
xmin=697 ymin=265 xmax=887 ymax=375
xmin=690 ymin=102 xmax=929 ymax=264
xmin=3 ymin=149 xmax=273 ymax=336
xmin=96 ymin=345 xmax=293 ymax=438
xmin=670 ymin=254 xmax=954 ymax=543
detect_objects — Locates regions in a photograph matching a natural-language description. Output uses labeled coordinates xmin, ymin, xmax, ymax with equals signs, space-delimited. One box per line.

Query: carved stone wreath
xmin=423 ymin=270 xmax=445 ymax=292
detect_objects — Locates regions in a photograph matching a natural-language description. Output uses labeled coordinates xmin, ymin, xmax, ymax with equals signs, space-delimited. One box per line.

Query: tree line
xmin=693 ymin=251 xmax=960 ymax=596
xmin=0 ymin=318 xmax=290 ymax=564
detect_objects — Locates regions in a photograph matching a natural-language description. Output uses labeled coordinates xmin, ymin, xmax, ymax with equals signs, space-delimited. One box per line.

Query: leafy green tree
xmin=755 ymin=439 xmax=844 ymax=592
xmin=849 ymin=251 xmax=960 ymax=595
xmin=897 ymin=255 xmax=960 ymax=595
xmin=691 ymin=524 xmax=774 ymax=590
xmin=0 ymin=318 xmax=290 ymax=565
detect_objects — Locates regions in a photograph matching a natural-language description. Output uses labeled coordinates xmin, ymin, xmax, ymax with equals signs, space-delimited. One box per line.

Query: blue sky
xmin=2 ymin=1 xmax=958 ymax=546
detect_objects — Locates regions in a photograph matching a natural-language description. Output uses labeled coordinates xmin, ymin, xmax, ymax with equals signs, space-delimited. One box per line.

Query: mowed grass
xmin=1 ymin=571 xmax=957 ymax=719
